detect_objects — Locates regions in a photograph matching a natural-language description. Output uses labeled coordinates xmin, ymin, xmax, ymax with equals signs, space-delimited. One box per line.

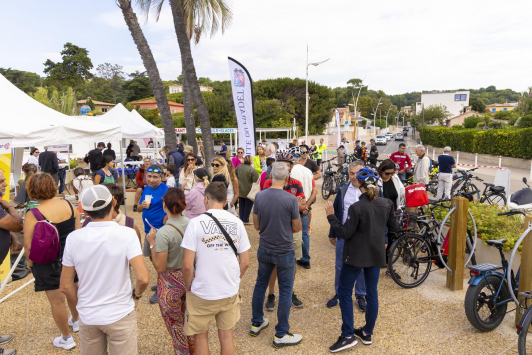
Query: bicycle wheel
xmin=387 ymin=233 xmax=432 ymax=288
xmin=466 ymin=229 xmax=477 ymax=265
xmin=464 ymin=274 xmax=508 ymax=332
xmin=484 ymin=194 xmax=507 ymax=208
xmin=322 ymin=176 xmax=333 ymax=200
xmin=518 ymin=304 xmax=532 ymax=354
xmin=465 ymin=183 xmax=480 ymax=200
xmin=426 ymin=181 xmax=438 ymax=197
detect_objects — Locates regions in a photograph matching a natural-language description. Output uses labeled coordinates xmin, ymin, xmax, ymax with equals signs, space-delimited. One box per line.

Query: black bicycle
xmin=321 ymin=158 xmax=348 ymax=200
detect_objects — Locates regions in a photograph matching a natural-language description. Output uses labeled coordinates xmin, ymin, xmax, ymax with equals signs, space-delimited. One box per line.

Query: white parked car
xmin=385 ymin=133 xmax=393 ymax=141
xmin=375 ymin=135 xmax=387 ymax=145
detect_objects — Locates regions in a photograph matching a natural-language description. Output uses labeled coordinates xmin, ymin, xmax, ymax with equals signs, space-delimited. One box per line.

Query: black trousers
xmin=238 ymin=197 xmax=254 ymax=223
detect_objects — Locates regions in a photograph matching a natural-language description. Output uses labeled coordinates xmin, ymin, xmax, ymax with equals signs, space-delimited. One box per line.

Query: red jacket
xmin=390 ymin=152 xmax=412 ymax=171
xmin=136 ymin=168 xmax=146 ymax=187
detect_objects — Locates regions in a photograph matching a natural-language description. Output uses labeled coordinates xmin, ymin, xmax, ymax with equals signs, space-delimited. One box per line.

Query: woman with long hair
xmin=103 ymin=142 xmax=116 ymax=160
xmin=235 ymin=155 xmax=259 ymax=224
xmin=211 ymin=156 xmax=238 ymax=214
xmin=93 ymin=155 xmax=115 ymax=185
xmin=179 ymin=153 xmax=198 ymax=195
xmin=14 ymin=163 xmax=37 ymax=206
xmin=185 ymin=168 xmax=210 ymax=219
xmin=377 ymin=159 xmax=405 ymax=211
xmin=325 ymin=167 xmax=398 ymax=352
xmin=24 ymin=173 xmax=81 ymax=350
xmin=27 ymin=147 xmax=40 ymax=170
xmin=225 ymin=159 xmax=239 ymax=215
xmin=231 ymin=147 xmax=245 ymax=168
xmin=146 ymin=188 xmax=195 ymax=354
xmin=253 ymin=145 xmax=266 ymax=174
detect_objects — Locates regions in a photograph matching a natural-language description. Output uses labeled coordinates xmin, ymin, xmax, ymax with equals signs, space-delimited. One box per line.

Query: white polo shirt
xmin=62 ymin=221 xmax=142 ymax=326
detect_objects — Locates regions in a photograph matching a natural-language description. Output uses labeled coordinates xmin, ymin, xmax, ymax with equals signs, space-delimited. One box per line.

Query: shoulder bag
xmin=247 ymin=175 xmax=261 ymax=201
xmin=203 ymin=212 xmax=238 ymax=256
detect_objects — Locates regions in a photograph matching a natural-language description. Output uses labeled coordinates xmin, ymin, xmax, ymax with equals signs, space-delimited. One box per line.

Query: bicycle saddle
xmin=485 ymin=239 xmax=507 ymax=246
xmin=483 ymin=182 xmax=495 ymax=187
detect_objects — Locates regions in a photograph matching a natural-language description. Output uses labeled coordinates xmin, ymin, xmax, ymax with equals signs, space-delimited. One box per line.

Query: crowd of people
xmin=0 ymin=134 xmax=447 ymax=354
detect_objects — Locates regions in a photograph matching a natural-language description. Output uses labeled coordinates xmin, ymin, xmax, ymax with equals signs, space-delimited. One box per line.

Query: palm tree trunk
xmin=182 ymin=71 xmax=198 ymax=155
xmin=168 ymin=0 xmax=215 ymax=165
xmin=117 ymin=0 xmax=176 ymax=149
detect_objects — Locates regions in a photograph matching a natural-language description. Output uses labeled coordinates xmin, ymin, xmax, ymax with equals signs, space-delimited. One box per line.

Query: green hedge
xmin=419 ymin=127 xmax=532 ymax=159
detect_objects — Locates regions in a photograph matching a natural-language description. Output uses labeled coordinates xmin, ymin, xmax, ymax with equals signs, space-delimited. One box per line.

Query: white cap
xmin=80 ymin=185 xmax=113 ymax=211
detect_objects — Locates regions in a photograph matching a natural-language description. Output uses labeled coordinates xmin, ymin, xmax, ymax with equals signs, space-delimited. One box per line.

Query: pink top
xmin=185 ymin=182 xmax=206 ymax=219
xmin=259 ymin=171 xmax=267 ymax=190
xmin=232 ymin=156 xmax=243 ymax=168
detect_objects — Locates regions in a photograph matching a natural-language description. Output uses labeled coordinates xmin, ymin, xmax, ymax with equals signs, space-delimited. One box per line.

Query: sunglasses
xmin=301 ymin=151 xmax=308 ymax=154
xmin=383 ymin=171 xmax=395 ymax=176
xmin=187 ymin=158 xmax=196 ymax=161
xmin=34 ymin=151 xmax=40 ymax=154
xmin=147 ymin=168 xmax=161 ymax=173
xmin=211 ymin=163 xmax=221 ymax=168
xmin=238 ymin=151 xmax=244 ymax=154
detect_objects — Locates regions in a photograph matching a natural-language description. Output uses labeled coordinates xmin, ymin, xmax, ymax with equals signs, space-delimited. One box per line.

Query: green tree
xmin=96 ymin=63 xmax=125 ymax=103
xmin=374 ymin=119 xmax=387 ymax=129
xmin=470 ymin=97 xmax=486 ymax=113
xmin=0 ymin=68 xmax=41 ymax=94
xmin=463 ymin=115 xmax=484 ymax=129
xmin=413 ymin=104 xmax=451 ymax=126
xmin=31 ymin=87 xmax=77 ymax=115
xmin=123 ymin=71 xmax=153 ymax=102
xmin=360 ymin=119 xmax=367 ymax=126
xmin=518 ymin=114 xmax=532 ymax=128
xmin=86 ymin=97 xmax=95 ymax=110
xmin=43 ymin=42 xmax=94 ymax=88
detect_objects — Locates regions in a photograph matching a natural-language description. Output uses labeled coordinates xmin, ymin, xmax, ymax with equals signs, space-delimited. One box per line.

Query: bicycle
xmin=453 ymin=171 xmax=507 ymax=206
xmin=464 ymin=209 xmax=526 ymax=332
xmin=387 ymin=200 xmax=477 ymax=288
xmin=321 ymin=158 xmax=349 ymax=200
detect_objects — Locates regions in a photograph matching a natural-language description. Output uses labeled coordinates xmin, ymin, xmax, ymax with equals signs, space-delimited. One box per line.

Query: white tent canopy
xmin=86 ymin=103 xmax=163 ymax=139
xmin=0 ymin=74 xmax=122 ymax=147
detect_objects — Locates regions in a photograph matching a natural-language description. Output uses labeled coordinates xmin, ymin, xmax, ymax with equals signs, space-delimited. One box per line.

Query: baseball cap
xmin=80 ymin=185 xmax=113 ymax=211
xmin=97 ymin=142 xmax=106 ymax=147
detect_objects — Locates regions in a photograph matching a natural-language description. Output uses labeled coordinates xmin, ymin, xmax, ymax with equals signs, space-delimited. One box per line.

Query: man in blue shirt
xmin=326 ymin=161 xmax=367 ymax=311
xmin=219 ymin=142 xmax=228 ymax=159
xmin=436 ymin=146 xmax=456 ymax=200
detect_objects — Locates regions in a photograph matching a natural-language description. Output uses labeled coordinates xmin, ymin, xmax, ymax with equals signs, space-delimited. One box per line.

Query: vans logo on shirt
xmin=200 ymin=220 xmax=238 ymax=235
xmin=201 ymin=234 xmax=237 ymax=245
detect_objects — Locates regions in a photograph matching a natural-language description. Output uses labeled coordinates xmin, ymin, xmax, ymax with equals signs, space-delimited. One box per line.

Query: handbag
xmin=247 ymin=176 xmax=261 ymax=201
xmin=203 ymin=212 xmax=238 ymax=257
xmin=405 ymin=183 xmax=429 ymax=207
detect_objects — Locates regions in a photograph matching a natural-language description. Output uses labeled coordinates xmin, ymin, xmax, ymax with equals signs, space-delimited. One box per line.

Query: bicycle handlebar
xmin=498 ymin=209 xmax=527 ymax=217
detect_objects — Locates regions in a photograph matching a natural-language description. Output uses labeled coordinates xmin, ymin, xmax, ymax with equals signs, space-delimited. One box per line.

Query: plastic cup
xmin=145 ymin=195 xmax=152 ymax=208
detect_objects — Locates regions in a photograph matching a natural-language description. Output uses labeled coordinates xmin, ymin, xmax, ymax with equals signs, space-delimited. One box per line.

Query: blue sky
xmin=1 ymin=0 xmax=531 ymax=95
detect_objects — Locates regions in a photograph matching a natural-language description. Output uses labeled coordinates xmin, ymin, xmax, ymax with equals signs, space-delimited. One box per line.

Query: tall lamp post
xmin=305 ymin=45 xmax=329 ymax=143
xmin=371 ymin=98 xmax=382 ymax=137
xmin=347 ymin=85 xmax=368 ymax=141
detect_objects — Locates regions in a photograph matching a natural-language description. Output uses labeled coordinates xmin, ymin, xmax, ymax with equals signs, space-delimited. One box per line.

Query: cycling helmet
xmin=276 ymin=151 xmax=294 ymax=163
xmin=276 ymin=148 xmax=287 ymax=154
xmin=357 ymin=167 xmax=379 ymax=185
xmin=288 ymin=146 xmax=301 ymax=157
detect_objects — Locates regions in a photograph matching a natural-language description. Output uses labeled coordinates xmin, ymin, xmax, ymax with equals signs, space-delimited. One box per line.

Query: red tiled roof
xmin=131 ymin=99 xmax=184 ymax=107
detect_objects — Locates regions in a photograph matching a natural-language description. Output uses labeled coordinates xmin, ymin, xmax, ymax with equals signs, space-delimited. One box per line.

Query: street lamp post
xmin=305 ymin=45 xmax=329 ymax=143
xmin=347 ymin=85 xmax=367 ymax=141
xmin=372 ymin=98 xmax=382 ymax=137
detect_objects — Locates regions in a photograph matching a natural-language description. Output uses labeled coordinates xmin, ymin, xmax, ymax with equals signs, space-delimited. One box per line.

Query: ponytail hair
xmin=358 ymin=179 xmax=380 ymax=201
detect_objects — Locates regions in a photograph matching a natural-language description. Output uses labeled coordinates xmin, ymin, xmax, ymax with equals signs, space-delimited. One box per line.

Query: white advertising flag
xmin=228 ymin=57 xmax=256 ymax=156
xmin=335 ymin=109 xmax=341 ymax=147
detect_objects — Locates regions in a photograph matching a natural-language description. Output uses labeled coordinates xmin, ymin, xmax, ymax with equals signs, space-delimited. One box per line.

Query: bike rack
xmin=507 ymin=221 xmax=532 ymax=305
xmin=436 ymin=204 xmax=478 ymax=274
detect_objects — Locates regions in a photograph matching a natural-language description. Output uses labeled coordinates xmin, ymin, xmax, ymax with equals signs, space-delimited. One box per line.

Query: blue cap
xmin=97 ymin=142 xmax=105 ymax=147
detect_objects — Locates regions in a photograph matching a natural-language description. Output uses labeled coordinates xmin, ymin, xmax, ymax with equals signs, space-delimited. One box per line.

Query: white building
xmin=169 ymin=84 xmax=214 ymax=94
xmin=417 ymin=90 xmax=470 ymax=117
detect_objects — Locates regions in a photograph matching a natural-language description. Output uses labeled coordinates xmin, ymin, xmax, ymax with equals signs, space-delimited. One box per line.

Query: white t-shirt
xmin=62 ymin=222 xmax=142 ymax=326
xmin=72 ymin=176 xmax=93 ymax=195
xmin=167 ymin=176 xmax=176 ymax=187
xmin=180 ymin=209 xmax=251 ymax=300
xmin=27 ymin=155 xmax=39 ymax=169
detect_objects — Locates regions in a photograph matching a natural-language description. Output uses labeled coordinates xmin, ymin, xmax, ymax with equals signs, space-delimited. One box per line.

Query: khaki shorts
xmin=184 ymin=292 xmax=241 ymax=335
xmin=293 ymin=230 xmax=303 ymax=260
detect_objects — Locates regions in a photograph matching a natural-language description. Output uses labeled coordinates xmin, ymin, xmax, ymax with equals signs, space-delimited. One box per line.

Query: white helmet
xmin=288 ymin=146 xmax=301 ymax=157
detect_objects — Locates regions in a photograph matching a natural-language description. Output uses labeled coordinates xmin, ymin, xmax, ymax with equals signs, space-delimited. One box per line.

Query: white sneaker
xmin=273 ymin=332 xmax=303 ymax=348
xmin=53 ymin=335 xmax=76 ymax=350
xmin=68 ymin=317 xmax=79 ymax=333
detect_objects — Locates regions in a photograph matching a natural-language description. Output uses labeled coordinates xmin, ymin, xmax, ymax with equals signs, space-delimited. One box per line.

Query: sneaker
xmin=326 ymin=294 xmax=339 ymax=308
xmin=151 ymin=285 xmax=158 ymax=292
xmin=292 ymin=293 xmax=304 ymax=308
xmin=0 ymin=335 xmax=12 ymax=345
xmin=265 ymin=293 xmax=276 ymax=311
xmin=68 ymin=317 xmax=79 ymax=333
xmin=356 ymin=296 xmax=367 ymax=312
xmin=329 ymin=335 xmax=358 ymax=353
xmin=354 ymin=328 xmax=372 ymax=345
xmin=150 ymin=292 xmax=158 ymax=304
xmin=133 ymin=205 xmax=138 ymax=212
xmin=0 ymin=348 xmax=16 ymax=355
xmin=273 ymin=333 xmax=302 ymax=348
xmin=52 ymin=335 xmax=76 ymax=350
xmin=249 ymin=319 xmax=269 ymax=337
xmin=386 ymin=269 xmax=401 ymax=280
xmin=296 ymin=260 xmax=311 ymax=269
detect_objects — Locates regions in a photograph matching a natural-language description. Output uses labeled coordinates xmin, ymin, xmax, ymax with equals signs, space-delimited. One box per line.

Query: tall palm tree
xmin=138 ymin=0 xmax=232 ymax=165
xmin=116 ymin=0 xmax=177 ymax=150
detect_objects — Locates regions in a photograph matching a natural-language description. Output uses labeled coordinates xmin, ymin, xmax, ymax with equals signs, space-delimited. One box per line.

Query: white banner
xmin=335 ymin=109 xmax=341 ymax=147
xmin=228 ymin=57 xmax=256 ymax=156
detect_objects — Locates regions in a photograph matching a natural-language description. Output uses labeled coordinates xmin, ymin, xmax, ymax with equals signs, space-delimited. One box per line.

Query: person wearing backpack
xmin=23 ymin=173 xmax=81 ymax=350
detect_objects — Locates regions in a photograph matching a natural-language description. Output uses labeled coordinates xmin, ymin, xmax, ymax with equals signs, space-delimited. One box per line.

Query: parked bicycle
xmin=321 ymin=158 xmax=349 ymax=200
xmin=464 ymin=209 xmax=525 ymax=332
xmin=387 ymin=200 xmax=477 ymax=288
xmin=452 ymin=170 xmax=507 ymax=206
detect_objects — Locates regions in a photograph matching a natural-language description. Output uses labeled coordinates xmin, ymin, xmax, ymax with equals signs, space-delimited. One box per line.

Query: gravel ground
xmin=0 ymin=186 xmax=525 ymax=354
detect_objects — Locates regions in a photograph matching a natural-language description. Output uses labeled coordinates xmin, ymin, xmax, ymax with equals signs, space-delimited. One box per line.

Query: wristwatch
xmin=132 ymin=288 xmax=142 ymax=300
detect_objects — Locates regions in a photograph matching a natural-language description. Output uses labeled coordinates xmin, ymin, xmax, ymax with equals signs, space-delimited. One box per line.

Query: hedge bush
xmin=420 ymin=126 xmax=532 ymax=159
